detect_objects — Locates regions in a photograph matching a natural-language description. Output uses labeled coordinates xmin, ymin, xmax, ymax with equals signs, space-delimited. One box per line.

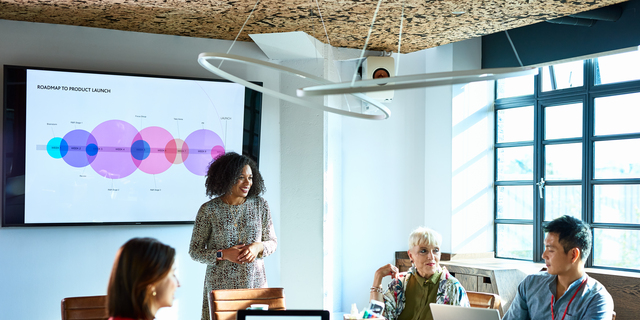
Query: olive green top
xmin=397 ymin=271 xmax=441 ymax=320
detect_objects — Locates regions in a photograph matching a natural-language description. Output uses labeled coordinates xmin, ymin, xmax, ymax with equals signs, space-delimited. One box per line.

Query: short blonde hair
xmin=408 ymin=227 xmax=442 ymax=249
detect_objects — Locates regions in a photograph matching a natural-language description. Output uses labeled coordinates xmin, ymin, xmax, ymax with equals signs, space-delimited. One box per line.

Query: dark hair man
xmin=502 ymin=215 xmax=614 ymax=320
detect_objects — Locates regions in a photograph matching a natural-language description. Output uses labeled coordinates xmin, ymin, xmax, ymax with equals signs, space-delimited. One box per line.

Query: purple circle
xmin=183 ymin=129 xmax=224 ymax=176
xmin=90 ymin=120 xmax=140 ymax=179
xmin=62 ymin=130 xmax=98 ymax=168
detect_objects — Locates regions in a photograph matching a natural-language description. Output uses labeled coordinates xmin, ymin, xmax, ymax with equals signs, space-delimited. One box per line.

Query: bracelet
xmin=370 ymin=286 xmax=384 ymax=294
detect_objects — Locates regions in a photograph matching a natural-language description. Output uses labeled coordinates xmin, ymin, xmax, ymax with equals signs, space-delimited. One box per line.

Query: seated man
xmin=503 ymin=215 xmax=614 ymax=320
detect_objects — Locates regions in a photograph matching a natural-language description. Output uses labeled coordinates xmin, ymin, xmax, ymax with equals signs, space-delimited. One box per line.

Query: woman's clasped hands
xmin=217 ymin=242 xmax=264 ymax=264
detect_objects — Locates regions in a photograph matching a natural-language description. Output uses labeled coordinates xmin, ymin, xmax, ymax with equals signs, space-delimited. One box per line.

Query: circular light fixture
xmin=198 ymin=52 xmax=391 ymax=120
xmin=297 ymin=66 xmax=538 ymax=97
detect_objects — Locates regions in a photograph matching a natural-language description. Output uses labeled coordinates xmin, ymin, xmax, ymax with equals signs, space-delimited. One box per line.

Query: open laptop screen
xmin=429 ymin=303 xmax=501 ymax=320
xmin=237 ymin=309 xmax=330 ymax=320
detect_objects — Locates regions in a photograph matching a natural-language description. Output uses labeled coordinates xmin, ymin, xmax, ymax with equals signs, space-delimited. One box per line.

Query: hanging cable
xmin=218 ymin=0 xmax=261 ymax=68
xmin=351 ymin=0 xmax=384 ymax=86
xmin=395 ymin=0 xmax=406 ymax=76
xmin=313 ymin=0 xmax=353 ymax=111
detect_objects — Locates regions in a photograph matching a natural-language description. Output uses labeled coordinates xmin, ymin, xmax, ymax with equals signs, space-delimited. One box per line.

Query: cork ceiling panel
xmin=0 ymin=0 xmax=629 ymax=53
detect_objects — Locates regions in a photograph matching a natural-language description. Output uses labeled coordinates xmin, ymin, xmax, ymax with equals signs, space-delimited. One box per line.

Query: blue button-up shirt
xmin=502 ymin=272 xmax=613 ymax=320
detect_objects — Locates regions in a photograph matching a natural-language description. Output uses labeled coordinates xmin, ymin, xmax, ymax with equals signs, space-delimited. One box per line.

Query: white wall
xmin=0 ymin=19 xmax=282 ymax=320
xmin=278 ymin=58 xmax=326 ymax=309
xmin=423 ymin=44 xmax=455 ymax=252
xmin=450 ymin=40 xmax=495 ymax=254
xmin=338 ymin=38 xmax=494 ymax=313
xmin=340 ymin=49 xmax=428 ymax=313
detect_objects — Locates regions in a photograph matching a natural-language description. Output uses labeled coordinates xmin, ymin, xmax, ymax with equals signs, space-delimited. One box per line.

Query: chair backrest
xmin=61 ymin=295 xmax=108 ymax=320
xmin=209 ymin=288 xmax=286 ymax=320
xmin=466 ymin=291 xmax=501 ymax=310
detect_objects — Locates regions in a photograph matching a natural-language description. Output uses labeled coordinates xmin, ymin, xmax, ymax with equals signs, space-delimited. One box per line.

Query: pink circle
xmin=211 ymin=145 xmax=225 ymax=160
xmin=134 ymin=127 xmax=175 ymax=174
xmin=90 ymin=120 xmax=140 ymax=179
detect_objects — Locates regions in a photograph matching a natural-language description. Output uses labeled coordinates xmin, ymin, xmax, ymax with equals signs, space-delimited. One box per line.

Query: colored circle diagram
xmin=44 ymin=120 xmax=225 ymax=179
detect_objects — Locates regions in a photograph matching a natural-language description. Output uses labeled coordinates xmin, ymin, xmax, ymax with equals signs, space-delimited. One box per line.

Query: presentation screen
xmin=2 ymin=65 xmax=262 ymax=226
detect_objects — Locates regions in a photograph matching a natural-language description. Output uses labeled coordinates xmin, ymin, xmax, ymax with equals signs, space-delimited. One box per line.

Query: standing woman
xmin=189 ymin=152 xmax=277 ymax=320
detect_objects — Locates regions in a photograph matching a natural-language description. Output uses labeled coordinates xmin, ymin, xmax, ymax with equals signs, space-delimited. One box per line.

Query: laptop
xmin=237 ymin=309 xmax=330 ymax=320
xmin=430 ymin=303 xmax=501 ymax=320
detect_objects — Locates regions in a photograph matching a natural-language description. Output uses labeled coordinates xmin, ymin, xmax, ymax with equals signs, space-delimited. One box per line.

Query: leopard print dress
xmin=189 ymin=196 xmax=277 ymax=320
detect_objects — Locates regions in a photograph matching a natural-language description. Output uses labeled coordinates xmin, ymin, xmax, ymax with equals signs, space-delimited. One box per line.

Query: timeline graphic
xmin=43 ymin=119 xmax=225 ymax=179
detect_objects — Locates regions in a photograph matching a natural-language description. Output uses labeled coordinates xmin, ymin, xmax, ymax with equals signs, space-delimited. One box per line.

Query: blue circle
xmin=131 ymin=140 xmax=150 ymax=161
xmin=47 ymin=137 xmax=67 ymax=159
xmin=86 ymin=143 xmax=99 ymax=157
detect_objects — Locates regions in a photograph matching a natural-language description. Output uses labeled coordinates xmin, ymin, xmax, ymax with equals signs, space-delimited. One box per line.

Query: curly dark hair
xmin=544 ymin=215 xmax=592 ymax=261
xmin=205 ymin=152 xmax=265 ymax=198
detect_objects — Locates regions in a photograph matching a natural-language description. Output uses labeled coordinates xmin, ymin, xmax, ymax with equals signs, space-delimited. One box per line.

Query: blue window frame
xmin=494 ymin=50 xmax=640 ymax=271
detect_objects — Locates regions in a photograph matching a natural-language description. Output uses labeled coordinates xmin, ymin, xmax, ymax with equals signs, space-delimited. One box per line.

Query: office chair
xmin=61 ymin=295 xmax=108 ymax=320
xmin=466 ymin=291 xmax=501 ymax=310
xmin=209 ymin=288 xmax=285 ymax=320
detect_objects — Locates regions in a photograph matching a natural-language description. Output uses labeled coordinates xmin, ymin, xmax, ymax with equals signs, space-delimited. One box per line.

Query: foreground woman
xmin=189 ymin=152 xmax=277 ymax=320
xmin=370 ymin=227 xmax=469 ymax=320
xmin=107 ymin=237 xmax=180 ymax=320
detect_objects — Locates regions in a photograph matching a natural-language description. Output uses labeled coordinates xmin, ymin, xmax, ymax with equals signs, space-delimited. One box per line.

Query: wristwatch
xmin=216 ymin=250 xmax=223 ymax=259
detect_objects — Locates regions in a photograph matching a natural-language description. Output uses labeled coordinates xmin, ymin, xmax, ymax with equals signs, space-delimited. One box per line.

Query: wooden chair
xmin=209 ymin=288 xmax=285 ymax=320
xmin=61 ymin=295 xmax=108 ymax=320
xmin=466 ymin=291 xmax=501 ymax=310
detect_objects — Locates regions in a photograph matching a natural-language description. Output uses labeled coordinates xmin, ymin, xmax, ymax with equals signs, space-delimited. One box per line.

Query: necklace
xmin=222 ymin=197 xmax=246 ymax=228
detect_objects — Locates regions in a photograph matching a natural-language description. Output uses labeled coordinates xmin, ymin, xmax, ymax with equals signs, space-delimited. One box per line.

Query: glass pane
xmin=497 ymin=186 xmax=533 ymax=219
xmin=496 ymin=74 xmax=534 ymax=99
xmin=545 ymin=103 xmax=583 ymax=140
xmin=497 ymin=224 xmax=533 ymax=260
xmin=594 ymin=92 xmax=640 ymax=136
xmin=497 ymin=106 xmax=534 ymax=143
xmin=545 ymin=143 xmax=582 ymax=180
xmin=593 ymin=228 xmax=640 ymax=270
xmin=497 ymin=146 xmax=533 ymax=181
xmin=594 ymin=185 xmax=640 ymax=224
xmin=542 ymin=60 xmax=584 ymax=91
xmin=594 ymin=139 xmax=640 ymax=179
xmin=595 ymin=50 xmax=640 ymax=85
xmin=544 ymin=185 xmax=581 ymax=221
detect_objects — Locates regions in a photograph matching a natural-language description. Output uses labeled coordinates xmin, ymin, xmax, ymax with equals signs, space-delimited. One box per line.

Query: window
xmin=494 ymin=50 xmax=640 ymax=271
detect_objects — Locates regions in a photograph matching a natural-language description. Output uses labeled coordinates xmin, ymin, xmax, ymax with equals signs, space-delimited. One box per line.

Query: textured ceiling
xmin=0 ymin=0 xmax=629 ymax=53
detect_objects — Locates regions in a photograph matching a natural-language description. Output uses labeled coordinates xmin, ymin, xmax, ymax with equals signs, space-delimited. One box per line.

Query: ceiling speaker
xmin=363 ymin=56 xmax=395 ymax=102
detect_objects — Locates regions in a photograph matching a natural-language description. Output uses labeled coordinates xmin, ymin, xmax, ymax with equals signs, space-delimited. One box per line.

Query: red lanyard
xmin=550 ymin=277 xmax=588 ymax=320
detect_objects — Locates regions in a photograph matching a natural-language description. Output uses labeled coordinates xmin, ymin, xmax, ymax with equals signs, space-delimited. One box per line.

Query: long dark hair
xmin=107 ymin=237 xmax=176 ymax=320
xmin=205 ymin=152 xmax=265 ymax=198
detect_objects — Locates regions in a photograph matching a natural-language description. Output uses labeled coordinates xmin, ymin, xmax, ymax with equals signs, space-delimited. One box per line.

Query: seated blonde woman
xmin=370 ymin=227 xmax=469 ymax=320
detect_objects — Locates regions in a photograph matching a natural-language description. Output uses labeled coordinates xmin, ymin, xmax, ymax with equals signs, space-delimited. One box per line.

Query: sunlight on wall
xmin=451 ymin=81 xmax=495 ymax=253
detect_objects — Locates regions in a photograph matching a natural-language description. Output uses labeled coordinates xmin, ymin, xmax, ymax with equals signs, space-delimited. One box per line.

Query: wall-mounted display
xmin=3 ymin=65 xmax=262 ymax=226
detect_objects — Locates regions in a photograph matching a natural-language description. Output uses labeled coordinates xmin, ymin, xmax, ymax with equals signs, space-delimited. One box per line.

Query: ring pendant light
xmin=198 ymin=52 xmax=391 ymax=120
